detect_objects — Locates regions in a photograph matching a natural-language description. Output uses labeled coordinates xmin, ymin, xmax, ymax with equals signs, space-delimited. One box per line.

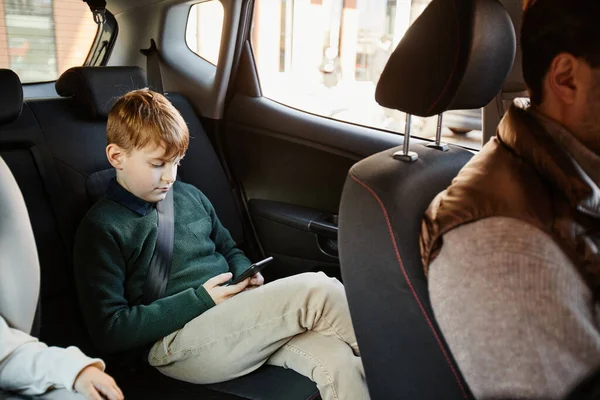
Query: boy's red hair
xmin=107 ymin=89 xmax=189 ymax=160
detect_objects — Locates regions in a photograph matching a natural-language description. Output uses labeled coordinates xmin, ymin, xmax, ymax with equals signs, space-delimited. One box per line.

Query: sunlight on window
xmin=186 ymin=1 xmax=224 ymax=66
xmin=251 ymin=0 xmax=483 ymax=149
xmin=0 ymin=0 xmax=98 ymax=83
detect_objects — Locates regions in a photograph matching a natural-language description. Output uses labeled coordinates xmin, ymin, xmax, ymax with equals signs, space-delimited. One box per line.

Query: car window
xmin=186 ymin=0 xmax=224 ymax=66
xmin=251 ymin=0 xmax=483 ymax=149
xmin=0 ymin=0 xmax=100 ymax=83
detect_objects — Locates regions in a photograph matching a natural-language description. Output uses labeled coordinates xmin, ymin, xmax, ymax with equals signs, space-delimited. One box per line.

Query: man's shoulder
xmin=447 ymin=138 xmax=550 ymax=213
xmin=421 ymin=139 xmax=553 ymax=268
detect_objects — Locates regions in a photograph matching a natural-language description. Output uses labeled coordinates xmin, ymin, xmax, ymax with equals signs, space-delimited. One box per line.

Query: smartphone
xmin=230 ymin=257 xmax=274 ymax=285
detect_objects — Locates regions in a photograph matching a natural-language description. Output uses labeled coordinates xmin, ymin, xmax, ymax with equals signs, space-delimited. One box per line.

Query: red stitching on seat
xmin=350 ymin=172 xmax=469 ymax=399
xmin=426 ymin=0 xmax=461 ymax=115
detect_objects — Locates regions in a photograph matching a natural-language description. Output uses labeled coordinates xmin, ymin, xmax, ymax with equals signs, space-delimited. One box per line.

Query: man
xmin=420 ymin=0 xmax=600 ymax=398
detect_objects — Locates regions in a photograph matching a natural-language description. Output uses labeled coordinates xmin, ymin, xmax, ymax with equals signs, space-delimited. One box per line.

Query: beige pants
xmin=148 ymin=272 xmax=369 ymax=400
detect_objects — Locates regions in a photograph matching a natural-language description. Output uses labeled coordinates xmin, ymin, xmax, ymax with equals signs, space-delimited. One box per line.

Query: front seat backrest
xmin=338 ymin=0 xmax=516 ymax=399
xmin=0 ymin=70 xmax=40 ymax=333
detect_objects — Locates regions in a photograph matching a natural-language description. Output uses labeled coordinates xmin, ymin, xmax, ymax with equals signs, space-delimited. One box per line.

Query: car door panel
xmin=224 ymin=92 xmax=408 ymax=279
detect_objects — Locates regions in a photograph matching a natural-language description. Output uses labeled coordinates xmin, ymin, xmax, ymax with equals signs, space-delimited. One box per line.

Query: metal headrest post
xmin=393 ymin=113 xmax=418 ymax=162
xmin=83 ymin=0 xmax=107 ymax=25
xmin=426 ymin=113 xmax=449 ymax=151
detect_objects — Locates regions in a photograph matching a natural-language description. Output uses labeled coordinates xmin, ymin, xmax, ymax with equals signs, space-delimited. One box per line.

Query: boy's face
xmin=107 ymin=143 xmax=182 ymax=203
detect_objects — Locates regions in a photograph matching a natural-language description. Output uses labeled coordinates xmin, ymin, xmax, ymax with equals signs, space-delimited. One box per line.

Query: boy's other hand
xmin=74 ymin=364 xmax=124 ymax=400
xmin=248 ymin=272 xmax=264 ymax=289
xmin=203 ymin=272 xmax=249 ymax=304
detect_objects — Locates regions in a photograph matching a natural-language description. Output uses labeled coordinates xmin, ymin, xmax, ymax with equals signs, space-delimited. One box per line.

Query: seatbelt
xmin=30 ymin=145 xmax=75 ymax=264
xmin=140 ymin=39 xmax=164 ymax=94
xmin=108 ymin=187 xmax=174 ymax=372
xmin=142 ymin=188 xmax=174 ymax=305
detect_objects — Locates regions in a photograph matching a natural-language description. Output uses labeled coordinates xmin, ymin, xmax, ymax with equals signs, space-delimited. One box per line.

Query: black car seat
xmin=338 ymin=0 xmax=516 ymax=399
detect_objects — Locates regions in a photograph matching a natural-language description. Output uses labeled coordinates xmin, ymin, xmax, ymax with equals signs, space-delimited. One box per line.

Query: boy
xmin=74 ymin=89 xmax=368 ymax=400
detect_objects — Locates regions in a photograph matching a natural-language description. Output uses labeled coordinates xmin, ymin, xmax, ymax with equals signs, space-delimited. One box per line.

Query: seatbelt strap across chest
xmin=142 ymin=188 xmax=175 ymax=305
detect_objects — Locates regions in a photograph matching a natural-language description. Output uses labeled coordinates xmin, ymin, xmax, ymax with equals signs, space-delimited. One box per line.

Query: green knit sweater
xmin=74 ymin=181 xmax=251 ymax=354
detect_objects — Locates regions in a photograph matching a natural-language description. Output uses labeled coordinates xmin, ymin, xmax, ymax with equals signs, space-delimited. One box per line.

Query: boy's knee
xmin=303 ymin=273 xmax=349 ymax=309
xmin=316 ymin=271 xmax=344 ymax=293
xmin=296 ymin=272 xmax=343 ymax=294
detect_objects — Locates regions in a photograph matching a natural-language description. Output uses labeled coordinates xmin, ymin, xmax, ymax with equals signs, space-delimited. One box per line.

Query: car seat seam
xmin=349 ymin=171 xmax=469 ymax=399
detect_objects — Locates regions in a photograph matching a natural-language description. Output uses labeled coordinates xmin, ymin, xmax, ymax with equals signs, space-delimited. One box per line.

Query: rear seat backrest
xmin=32 ymin=66 xmax=242 ymax=243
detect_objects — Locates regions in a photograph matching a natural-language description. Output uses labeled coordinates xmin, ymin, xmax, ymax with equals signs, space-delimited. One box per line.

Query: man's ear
xmin=106 ymin=144 xmax=126 ymax=169
xmin=546 ymin=53 xmax=581 ymax=105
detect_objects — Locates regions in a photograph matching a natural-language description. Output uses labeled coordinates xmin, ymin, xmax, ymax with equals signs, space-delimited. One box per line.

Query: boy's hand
xmin=74 ymin=364 xmax=124 ymax=400
xmin=248 ymin=272 xmax=264 ymax=289
xmin=203 ymin=272 xmax=250 ymax=304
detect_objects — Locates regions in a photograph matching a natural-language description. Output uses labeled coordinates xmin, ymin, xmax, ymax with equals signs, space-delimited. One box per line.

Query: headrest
xmin=500 ymin=0 xmax=526 ymax=96
xmin=0 ymin=69 xmax=23 ymax=124
xmin=375 ymin=0 xmax=516 ymax=117
xmin=56 ymin=66 xmax=148 ymax=119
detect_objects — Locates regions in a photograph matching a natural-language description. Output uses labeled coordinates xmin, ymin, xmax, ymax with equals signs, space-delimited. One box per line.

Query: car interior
xmin=0 ymin=0 xmax=585 ymax=399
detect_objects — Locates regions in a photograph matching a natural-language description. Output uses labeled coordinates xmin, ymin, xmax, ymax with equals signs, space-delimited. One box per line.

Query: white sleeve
xmin=0 ymin=316 xmax=105 ymax=395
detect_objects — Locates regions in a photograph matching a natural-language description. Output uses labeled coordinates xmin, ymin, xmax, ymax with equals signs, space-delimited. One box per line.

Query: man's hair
xmin=107 ymin=89 xmax=189 ymax=159
xmin=521 ymin=0 xmax=600 ymax=105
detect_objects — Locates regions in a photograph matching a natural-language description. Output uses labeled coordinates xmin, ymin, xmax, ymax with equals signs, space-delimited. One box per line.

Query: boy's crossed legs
xmin=148 ymin=272 xmax=369 ymax=400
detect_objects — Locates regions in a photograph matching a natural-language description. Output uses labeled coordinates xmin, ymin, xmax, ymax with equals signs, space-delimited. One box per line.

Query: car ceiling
xmin=105 ymin=0 xmax=170 ymax=15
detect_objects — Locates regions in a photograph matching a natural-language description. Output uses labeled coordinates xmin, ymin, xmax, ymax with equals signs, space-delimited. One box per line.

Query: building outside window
xmin=0 ymin=0 xmax=98 ymax=83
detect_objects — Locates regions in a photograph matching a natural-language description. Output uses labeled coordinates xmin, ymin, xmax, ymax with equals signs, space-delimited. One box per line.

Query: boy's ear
xmin=106 ymin=144 xmax=126 ymax=170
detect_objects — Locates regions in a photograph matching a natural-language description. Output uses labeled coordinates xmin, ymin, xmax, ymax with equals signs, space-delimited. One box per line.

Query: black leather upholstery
xmin=55 ymin=66 xmax=147 ymax=119
xmin=0 ymin=68 xmax=319 ymax=399
xmin=375 ymin=0 xmax=516 ymax=117
xmin=0 ymin=70 xmax=23 ymax=124
xmin=339 ymin=0 xmax=516 ymax=398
